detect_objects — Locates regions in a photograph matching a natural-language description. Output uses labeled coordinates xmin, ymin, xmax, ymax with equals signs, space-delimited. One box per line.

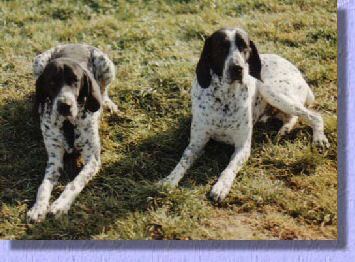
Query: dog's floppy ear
xmin=247 ymin=40 xmax=262 ymax=81
xmin=196 ymin=36 xmax=212 ymax=89
xmin=80 ymin=70 xmax=102 ymax=112
xmin=34 ymin=73 xmax=47 ymax=115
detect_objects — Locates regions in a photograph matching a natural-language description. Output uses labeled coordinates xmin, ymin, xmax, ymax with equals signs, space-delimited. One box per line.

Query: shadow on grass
xmin=9 ymin=114 xmax=245 ymax=240
xmin=0 ymin=98 xmax=205 ymax=240
xmin=2 ymin=101 xmax=342 ymax=248
xmin=1 ymin=101 xmax=189 ymax=239
xmin=1 ymin=94 xmax=304 ymax=240
xmin=0 ymin=94 xmax=45 ymax=206
xmin=1 ymin=96 xmax=328 ymax=241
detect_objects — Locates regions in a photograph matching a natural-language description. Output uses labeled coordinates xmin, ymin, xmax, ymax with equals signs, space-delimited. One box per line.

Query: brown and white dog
xmin=27 ymin=44 xmax=117 ymax=222
xmin=160 ymin=28 xmax=329 ymax=202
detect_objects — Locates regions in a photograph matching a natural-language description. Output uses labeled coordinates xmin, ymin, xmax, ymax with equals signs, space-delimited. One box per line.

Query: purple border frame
xmin=0 ymin=2 xmax=352 ymax=261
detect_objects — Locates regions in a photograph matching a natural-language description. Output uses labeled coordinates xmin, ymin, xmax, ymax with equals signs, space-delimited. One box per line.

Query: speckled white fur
xmin=258 ymin=54 xmax=329 ymax=146
xmin=161 ymin=28 xmax=329 ymax=202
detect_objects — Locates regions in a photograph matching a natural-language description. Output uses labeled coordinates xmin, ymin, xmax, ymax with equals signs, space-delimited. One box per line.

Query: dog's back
xmin=51 ymin=44 xmax=92 ymax=69
xmin=259 ymin=54 xmax=312 ymax=106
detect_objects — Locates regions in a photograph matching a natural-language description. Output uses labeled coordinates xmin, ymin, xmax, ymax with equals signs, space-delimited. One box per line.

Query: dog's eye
xmin=66 ymin=77 xmax=78 ymax=85
xmin=243 ymin=48 xmax=250 ymax=58
xmin=214 ymin=40 xmax=230 ymax=54
xmin=216 ymin=40 xmax=229 ymax=49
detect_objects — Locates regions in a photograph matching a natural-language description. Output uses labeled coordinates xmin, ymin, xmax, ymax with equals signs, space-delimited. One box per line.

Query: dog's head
xmin=196 ymin=28 xmax=262 ymax=88
xmin=35 ymin=58 xmax=102 ymax=120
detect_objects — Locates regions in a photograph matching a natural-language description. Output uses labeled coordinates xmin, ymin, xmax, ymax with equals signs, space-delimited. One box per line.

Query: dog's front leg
xmin=210 ymin=137 xmax=251 ymax=203
xmin=50 ymin=144 xmax=101 ymax=217
xmin=160 ymin=128 xmax=209 ymax=187
xmin=27 ymin=145 xmax=64 ymax=223
xmin=33 ymin=45 xmax=62 ymax=78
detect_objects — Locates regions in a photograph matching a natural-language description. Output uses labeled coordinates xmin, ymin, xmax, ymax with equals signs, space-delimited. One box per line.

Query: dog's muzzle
xmin=57 ymin=101 xmax=72 ymax=116
xmin=228 ymin=64 xmax=243 ymax=83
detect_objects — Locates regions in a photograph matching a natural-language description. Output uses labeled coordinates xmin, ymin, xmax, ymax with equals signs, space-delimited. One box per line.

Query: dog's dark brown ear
xmin=196 ymin=36 xmax=212 ymax=89
xmin=248 ymin=40 xmax=262 ymax=81
xmin=34 ymin=73 xmax=47 ymax=115
xmin=80 ymin=71 xmax=102 ymax=112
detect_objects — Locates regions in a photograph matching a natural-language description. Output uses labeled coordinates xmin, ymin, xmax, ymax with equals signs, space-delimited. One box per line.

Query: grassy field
xmin=0 ymin=0 xmax=337 ymax=240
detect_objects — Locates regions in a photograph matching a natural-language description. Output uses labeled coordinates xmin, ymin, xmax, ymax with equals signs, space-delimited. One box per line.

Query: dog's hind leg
xmin=259 ymin=86 xmax=329 ymax=148
xmin=92 ymin=48 xmax=119 ymax=113
xmin=101 ymin=79 xmax=119 ymax=113
xmin=276 ymin=113 xmax=298 ymax=136
xmin=33 ymin=45 xmax=64 ymax=79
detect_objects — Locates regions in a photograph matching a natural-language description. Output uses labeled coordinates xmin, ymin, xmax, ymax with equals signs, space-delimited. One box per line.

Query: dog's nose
xmin=57 ymin=101 xmax=72 ymax=116
xmin=229 ymin=64 xmax=243 ymax=81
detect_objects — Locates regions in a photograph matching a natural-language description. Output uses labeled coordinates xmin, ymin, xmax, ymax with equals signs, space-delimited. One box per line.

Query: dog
xmin=27 ymin=44 xmax=118 ymax=222
xmin=160 ymin=28 xmax=329 ymax=202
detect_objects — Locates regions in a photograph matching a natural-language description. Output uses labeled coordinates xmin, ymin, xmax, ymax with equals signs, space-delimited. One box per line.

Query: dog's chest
xmin=194 ymin=83 xmax=251 ymax=123
xmin=40 ymin=103 xmax=100 ymax=156
xmin=203 ymin=93 xmax=246 ymax=126
xmin=192 ymin=82 xmax=255 ymax=144
xmin=61 ymin=116 xmax=95 ymax=154
xmin=61 ymin=121 xmax=86 ymax=153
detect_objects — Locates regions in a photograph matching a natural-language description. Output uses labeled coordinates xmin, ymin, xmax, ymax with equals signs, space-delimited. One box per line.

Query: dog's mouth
xmin=50 ymin=104 xmax=78 ymax=126
xmin=56 ymin=99 xmax=79 ymax=124
xmin=58 ymin=109 xmax=78 ymax=124
xmin=227 ymin=78 xmax=243 ymax=85
xmin=225 ymin=76 xmax=243 ymax=85
xmin=225 ymin=64 xmax=244 ymax=85
xmin=66 ymin=115 xmax=76 ymax=125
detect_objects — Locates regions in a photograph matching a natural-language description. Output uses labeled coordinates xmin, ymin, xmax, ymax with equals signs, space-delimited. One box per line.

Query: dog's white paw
xmin=313 ymin=133 xmax=330 ymax=149
xmin=103 ymin=98 xmax=119 ymax=113
xmin=278 ymin=125 xmax=292 ymax=137
xmin=49 ymin=198 xmax=71 ymax=218
xmin=27 ymin=204 xmax=48 ymax=223
xmin=259 ymin=115 xmax=271 ymax=123
xmin=210 ymin=180 xmax=232 ymax=203
xmin=157 ymin=176 xmax=179 ymax=188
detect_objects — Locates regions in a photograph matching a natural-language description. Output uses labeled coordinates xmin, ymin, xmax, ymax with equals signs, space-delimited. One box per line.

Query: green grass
xmin=0 ymin=0 xmax=337 ymax=240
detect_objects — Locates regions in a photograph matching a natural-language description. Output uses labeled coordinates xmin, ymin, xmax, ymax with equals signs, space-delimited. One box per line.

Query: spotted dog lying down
xmin=27 ymin=44 xmax=118 ymax=222
xmin=161 ymin=28 xmax=329 ymax=202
